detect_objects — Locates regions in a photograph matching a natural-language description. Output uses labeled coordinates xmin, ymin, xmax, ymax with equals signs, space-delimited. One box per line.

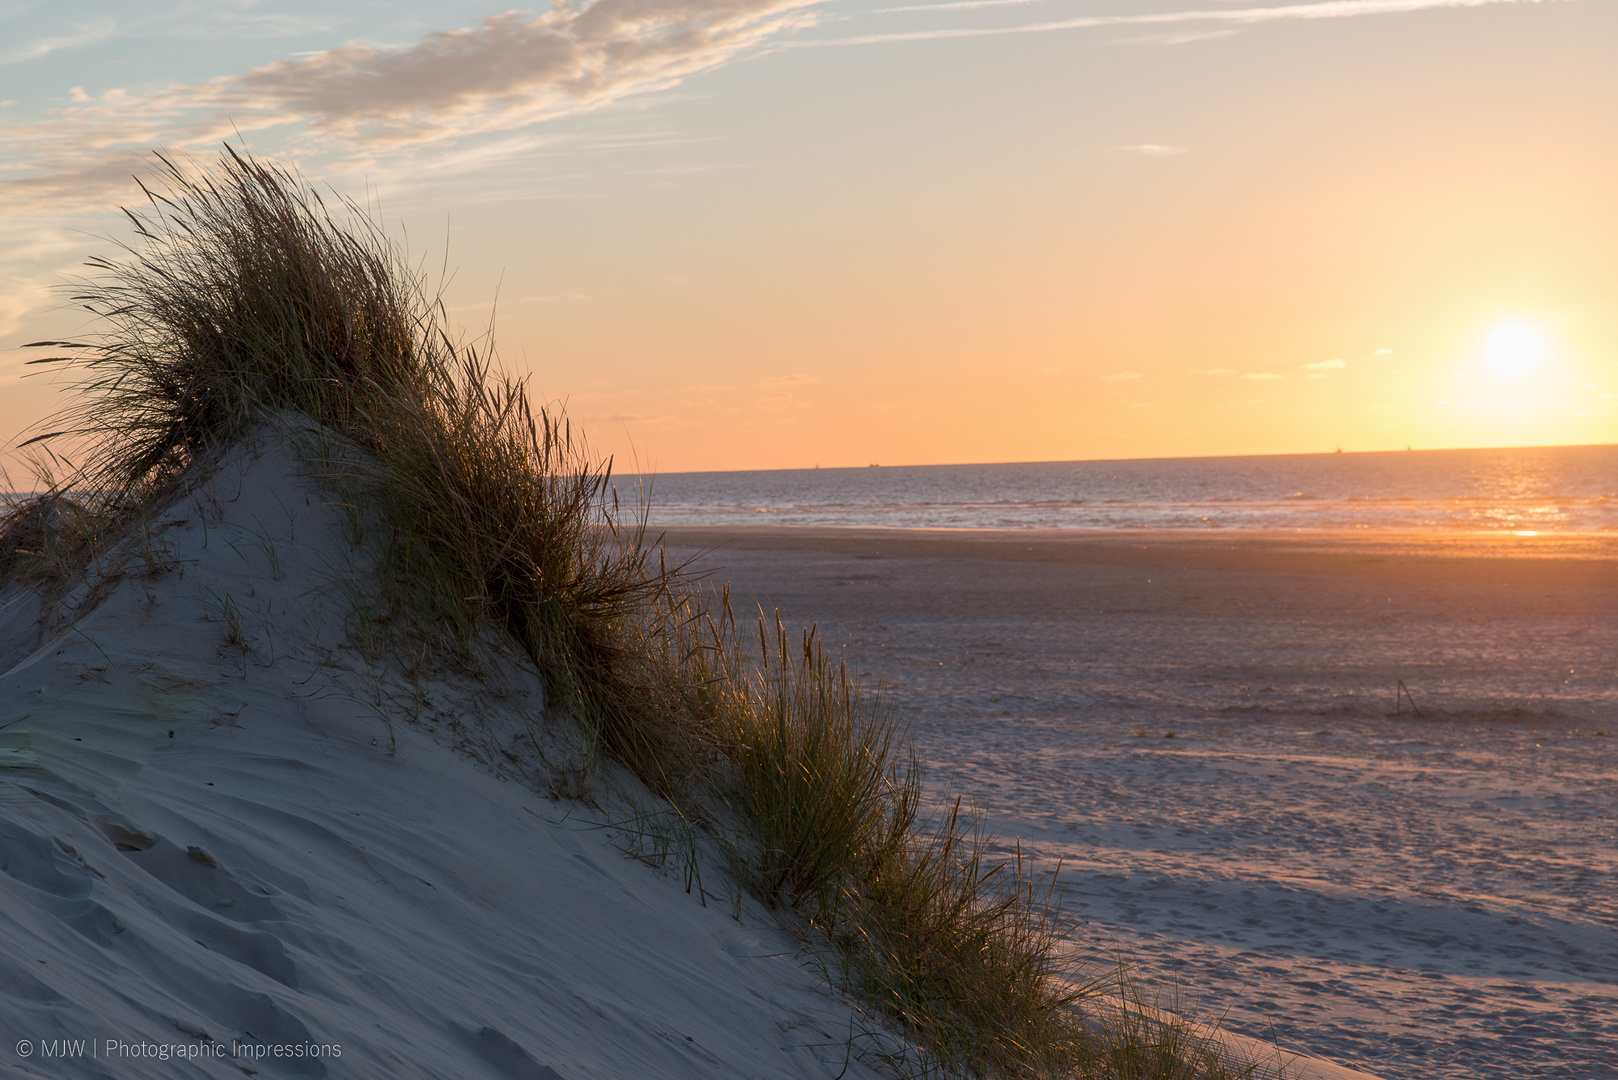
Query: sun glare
xmin=1484 ymin=321 xmax=1546 ymax=378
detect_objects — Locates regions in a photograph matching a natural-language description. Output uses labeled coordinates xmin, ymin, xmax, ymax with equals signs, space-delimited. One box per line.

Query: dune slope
xmin=0 ymin=437 xmax=886 ymax=1080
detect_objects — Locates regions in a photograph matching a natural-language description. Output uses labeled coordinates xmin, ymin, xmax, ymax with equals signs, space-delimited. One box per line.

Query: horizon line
xmin=616 ymin=439 xmax=1618 ymax=478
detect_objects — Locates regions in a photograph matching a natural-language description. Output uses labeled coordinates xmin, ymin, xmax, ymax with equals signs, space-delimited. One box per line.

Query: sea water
xmin=627 ymin=443 xmax=1618 ymax=532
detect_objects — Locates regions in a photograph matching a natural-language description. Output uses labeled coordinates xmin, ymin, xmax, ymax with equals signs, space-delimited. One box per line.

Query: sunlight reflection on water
xmin=630 ymin=444 xmax=1618 ymax=532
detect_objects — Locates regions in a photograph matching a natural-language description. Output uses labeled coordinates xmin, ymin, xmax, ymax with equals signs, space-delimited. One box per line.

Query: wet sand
xmin=662 ymin=527 xmax=1618 ymax=1080
xmin=657 ymin=525 xmax=1618 ymax=587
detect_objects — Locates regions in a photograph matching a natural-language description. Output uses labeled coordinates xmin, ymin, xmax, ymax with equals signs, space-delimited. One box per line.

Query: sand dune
xmin=0 ymin=440 xmax=891 ymax=1080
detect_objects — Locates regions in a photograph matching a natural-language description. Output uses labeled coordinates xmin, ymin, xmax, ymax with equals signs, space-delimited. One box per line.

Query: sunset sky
xmin=1 ymin=0 xmax=1614 ymax=473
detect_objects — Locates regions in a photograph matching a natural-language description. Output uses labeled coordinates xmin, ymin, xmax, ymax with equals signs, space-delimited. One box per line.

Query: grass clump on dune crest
xmin=17 ymin=148 xmax=689 ymax=787
xmin=8 ymin=149 xmax=1259 ymax=1080
xmin=23 ymin=149 xmax=425 ymax=497
xmin=333 ymin=349 xmax=697 ymax=790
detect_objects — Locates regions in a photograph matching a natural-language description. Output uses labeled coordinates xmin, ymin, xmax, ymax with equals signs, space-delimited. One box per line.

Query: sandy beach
xmin=663 ymin=526 xmax=1618 ymax=1080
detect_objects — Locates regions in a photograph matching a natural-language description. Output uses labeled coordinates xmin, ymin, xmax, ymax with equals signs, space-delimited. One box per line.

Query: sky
xmin=1 ymin=0 xmax=1614 ymax=474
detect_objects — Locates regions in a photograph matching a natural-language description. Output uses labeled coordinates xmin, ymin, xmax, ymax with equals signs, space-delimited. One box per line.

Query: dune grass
xmin=7 ymin=149 xmax=1263 ymax=1080
xmin=0 ymin=491 xmax=98 ymax=587
xmin=652 ymin=594 xmax=1099 ymax=1077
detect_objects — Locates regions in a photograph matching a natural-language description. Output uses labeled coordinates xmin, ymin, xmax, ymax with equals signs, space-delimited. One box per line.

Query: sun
xmin=1483 ymin=321 xmax=1546 ymax=378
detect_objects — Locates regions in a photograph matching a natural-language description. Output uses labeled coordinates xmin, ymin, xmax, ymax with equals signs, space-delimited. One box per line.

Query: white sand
xmin=667 ymin=534 xmax=1618 ymax=1080
xmin=0 ymin=439 xmax=895 ymax=1080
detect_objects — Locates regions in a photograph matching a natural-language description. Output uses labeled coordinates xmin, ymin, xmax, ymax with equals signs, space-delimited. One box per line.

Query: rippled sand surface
xmin=667 ymin=527 xmax=1618 ymax=1080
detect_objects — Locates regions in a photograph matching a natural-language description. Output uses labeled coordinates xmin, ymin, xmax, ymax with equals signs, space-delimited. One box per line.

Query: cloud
xmin=0 ymin=211 xmax=111 ymax=336
xmin=818 ymin=0 xmax=1564 ymax=47
xmin=1190 ymin=367 xmax=1235 ymax=375
xmin=1116 ymin=143 xmax=1189 ymax=156
xmin=225 ymin=3 xmax=819 ymax=144
xmin=0 ymin=282 xmax=49 ymax=341
xmin=1119 ymin=28 xmax=1245 ymax=45
xmin=1304 ymin=357 xmax=1344 ymax=378
xmin=0 ymin=0 xmax=821 ymax=210
xmin=1374 ymin=347 xmax=1394 ymax=355
xmin=3 ymin=18 xmax=120 ymax=64
xmin=1100 ymin=370 xmax=1144 ymax=382
xmin=1 ymin=8 xmax=339 ymax=67
xmin=595 ymin=412 xmax=666 ymax=423
xmin=1240 ymin=372 xmax=1284 ymax=380
xmin=764 ymin=373 xmax=819 ymax=385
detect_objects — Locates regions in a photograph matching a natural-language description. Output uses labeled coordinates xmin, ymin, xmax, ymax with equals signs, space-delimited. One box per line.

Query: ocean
xmin=628 ymin=443 xmax=1618 ymax=532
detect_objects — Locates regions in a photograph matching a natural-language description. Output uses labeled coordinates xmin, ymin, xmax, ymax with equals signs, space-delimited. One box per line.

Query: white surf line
xmin=792 ymin=0 xmax=1566 ymax=46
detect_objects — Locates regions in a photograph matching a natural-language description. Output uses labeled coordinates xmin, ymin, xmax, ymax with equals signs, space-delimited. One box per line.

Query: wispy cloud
xmin=1191 ymin=367 xmax=1235 ymax=375
xmin=0 ymin=0 xmax=822 ymax=210
xmin=0 ymin=212 xmax=103 ymax=337
xmin=1304 ymin=358 xmax=1346 ymax=370
xmin=811 ymin=0 xmax=1561 ymax=48
xmin=1101 ymin=370 xmax=1144 ymax=382
xmin=592 ymin=411 xmax=668 ymax=425
xmin=1118 ymin=28 xmax=1244 ymax=44
xmin=2 ymin=7 xmax=339 ymax=66
xmin=1240 ymin=372 xmax=1284 ymax=380
xmin=227 ymin=2 xmax=818 ymax=144
xmin=3 ymin=18 xmax=119 ymax=63
xmin=1117 ymin=143 xmax=1189 ymax=156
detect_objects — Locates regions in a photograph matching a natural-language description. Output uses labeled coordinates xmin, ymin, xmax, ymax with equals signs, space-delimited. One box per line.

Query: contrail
xmin=795 ymin=0 xmax=1560 ymax=46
